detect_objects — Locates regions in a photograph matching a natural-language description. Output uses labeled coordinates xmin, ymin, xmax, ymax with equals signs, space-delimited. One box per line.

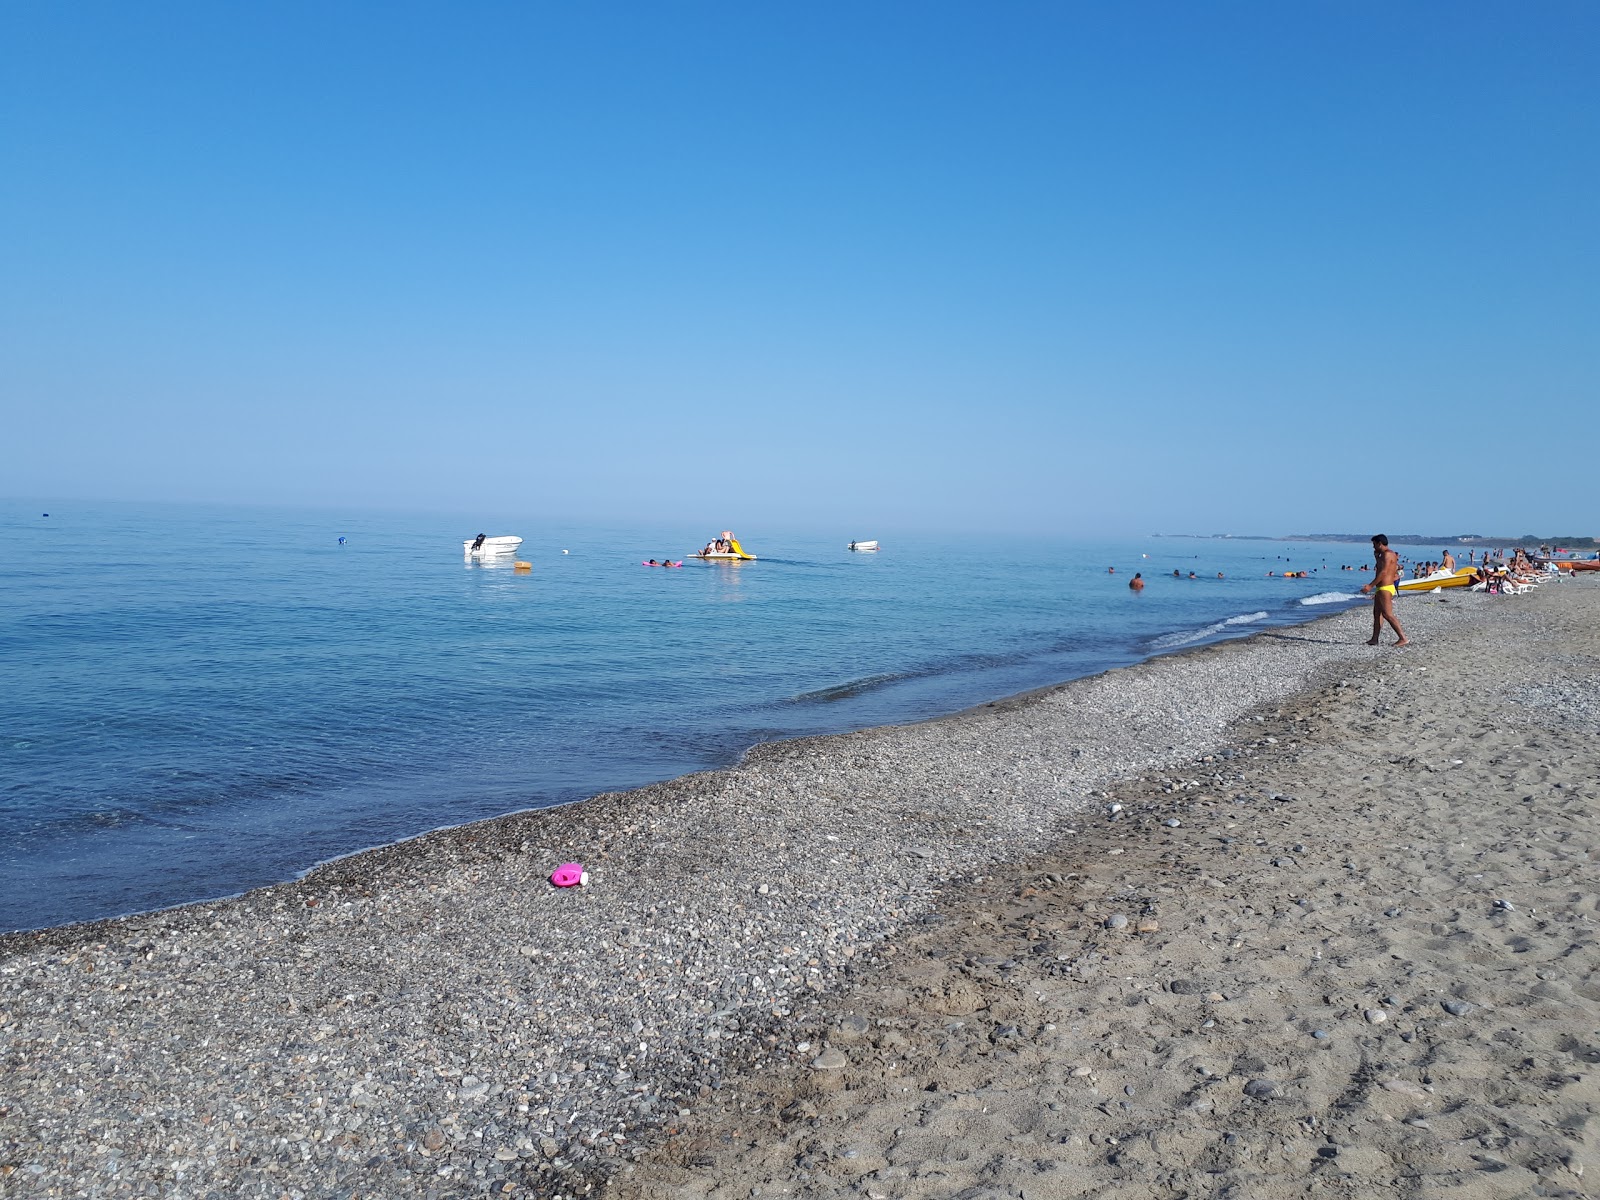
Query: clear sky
xmin=3 ymin=2 xmax=1596 ymax=537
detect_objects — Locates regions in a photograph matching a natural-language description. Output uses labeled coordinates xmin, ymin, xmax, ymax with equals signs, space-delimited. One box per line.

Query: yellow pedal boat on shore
xmin=1396 ymin=567 xmax=1476 ymax=592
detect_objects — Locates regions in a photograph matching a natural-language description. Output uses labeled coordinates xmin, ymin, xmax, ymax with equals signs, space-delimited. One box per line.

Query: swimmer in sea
xmin=1129 ymin=573 xmax=1144 ymax=591
xmin=1359 ymin=533 xmax=1409 ymax=647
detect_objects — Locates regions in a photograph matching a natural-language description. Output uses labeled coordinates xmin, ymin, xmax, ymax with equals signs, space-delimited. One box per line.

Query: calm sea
xmin=0 ymin=501 xmax=1379 ymax=932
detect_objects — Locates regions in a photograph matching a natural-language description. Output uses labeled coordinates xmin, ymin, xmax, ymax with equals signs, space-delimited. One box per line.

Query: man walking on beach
xmin=1359 ymin=534 xmax=1408 ymax=647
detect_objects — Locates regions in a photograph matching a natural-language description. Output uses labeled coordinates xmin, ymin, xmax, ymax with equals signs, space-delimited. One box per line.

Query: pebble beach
xmin=3 ymin=581 xmax=1596 ymax=1199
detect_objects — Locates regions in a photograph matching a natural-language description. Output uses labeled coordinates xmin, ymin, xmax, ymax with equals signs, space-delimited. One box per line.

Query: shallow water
xmin=0 ymin=500 xmax=1378 ymax=930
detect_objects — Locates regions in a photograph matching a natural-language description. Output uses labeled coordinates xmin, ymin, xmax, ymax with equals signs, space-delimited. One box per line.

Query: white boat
xmin=848 ymin=540 xmax=880 ymax=551
xmin=463 ymin=535 xmax=524 ymax=558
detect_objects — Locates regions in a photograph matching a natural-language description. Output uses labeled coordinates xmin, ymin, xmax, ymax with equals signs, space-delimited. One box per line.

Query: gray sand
xmin=612 ymin=581 xmax=1600 ymax=1200
xmin=2 ymin=582 xmax=1590 ymax=1198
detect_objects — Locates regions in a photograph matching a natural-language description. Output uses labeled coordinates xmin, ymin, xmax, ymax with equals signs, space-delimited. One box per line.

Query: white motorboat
xmin=848 ymin=540 xmax=880 ymax=551
xmin=463 ymin=535 xmax=524 ymax=558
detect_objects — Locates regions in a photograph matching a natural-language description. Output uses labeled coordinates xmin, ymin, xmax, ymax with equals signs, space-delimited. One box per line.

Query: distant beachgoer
xmin=471 ymin=533 xmax=487 ymax=552
xmin=1359 ymin=534 xmax=1408 ymax=647
xmin=1129 ymin=573 xmax=1144 ymax=591
xmin=1108 ymin=566 xmax=1115 ymax=573
xmin=1217 ymin=572 xmax=1224 ymax=578
xmin=1173 ymin=570 xmax=1181 ymax=578
xmin=1188 ymin=571 xmax=1197 ymax=579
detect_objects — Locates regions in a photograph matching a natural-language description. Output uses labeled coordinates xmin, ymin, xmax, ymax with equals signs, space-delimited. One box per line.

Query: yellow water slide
xmin=728 ymin=538 xmax=755 ymax=560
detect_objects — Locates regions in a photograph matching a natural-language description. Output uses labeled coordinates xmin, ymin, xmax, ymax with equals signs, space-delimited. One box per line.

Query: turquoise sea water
xmin=0 ymin=501 xmax=1380 ymax=932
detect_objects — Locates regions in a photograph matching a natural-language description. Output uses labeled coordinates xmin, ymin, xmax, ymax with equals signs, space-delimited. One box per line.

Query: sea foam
xmin=1299 ymin=591 xmax=1364 ymax=605
xmin=1150 ymin=611 xmax=1270 ymax=650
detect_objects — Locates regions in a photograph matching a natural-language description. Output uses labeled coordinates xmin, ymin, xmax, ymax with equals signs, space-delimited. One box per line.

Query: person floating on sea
xmin=1129 ymin=573 xmax=1144 ymax=591
xmin=1359 ymin=533 xmax=1409 ymax=647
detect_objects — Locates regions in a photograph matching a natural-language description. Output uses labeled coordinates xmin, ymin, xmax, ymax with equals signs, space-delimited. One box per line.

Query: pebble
xmin=1105 ymin=913 xmax=1129 ymax=930
xmin=1364 ymin=1009 xmax=1389 ymax=1024
xmin=811 ymin=1049 xmax=848 ymax=1070
xmin=1242 ymin=1079 xmax=1280 ymax=1100
xmin=1441 ymin=999 xmax=1474 ymax=1016
xmin=834 ymin=1014 xmax=872 ymax=1038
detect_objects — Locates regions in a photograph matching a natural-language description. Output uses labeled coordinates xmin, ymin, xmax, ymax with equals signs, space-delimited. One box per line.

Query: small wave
xmin=1299 ymin=592 xmax=1363 ymax=606
xmin=791 ymin=672 xmax=908 ymax=704
xmin=1150 ymin=611 xmax=1270 ymax=651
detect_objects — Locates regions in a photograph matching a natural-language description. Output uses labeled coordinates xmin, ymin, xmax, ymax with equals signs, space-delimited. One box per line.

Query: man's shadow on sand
xmin=1258 ymin=631 xmax=1357 ymax=647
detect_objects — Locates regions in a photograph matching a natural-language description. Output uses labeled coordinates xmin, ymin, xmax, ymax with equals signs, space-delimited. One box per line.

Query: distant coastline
xmin=1155 ymin=532 xmax=1599 ymax=549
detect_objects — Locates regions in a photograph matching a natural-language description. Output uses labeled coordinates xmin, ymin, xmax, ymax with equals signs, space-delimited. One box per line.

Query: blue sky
xmin=3 ymin=2 xmax=1596 ymax=536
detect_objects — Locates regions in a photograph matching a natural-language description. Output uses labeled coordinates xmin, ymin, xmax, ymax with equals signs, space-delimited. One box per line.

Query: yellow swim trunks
xmin=1377 ymin=584 xmax=1397 ymax=596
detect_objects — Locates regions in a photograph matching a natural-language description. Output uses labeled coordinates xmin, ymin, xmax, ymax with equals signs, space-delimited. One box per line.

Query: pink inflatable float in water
xmin=550 ymin=862 xmax=587 ymax=888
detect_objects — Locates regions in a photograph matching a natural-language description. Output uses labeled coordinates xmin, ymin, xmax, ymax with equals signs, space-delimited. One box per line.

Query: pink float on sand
xmin=550 ymin=862 xmax=586 ymax=888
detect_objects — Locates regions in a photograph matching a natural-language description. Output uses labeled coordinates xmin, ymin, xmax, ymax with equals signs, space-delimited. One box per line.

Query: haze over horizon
xmin=4 ymin=3 xmax=1595 ymax=538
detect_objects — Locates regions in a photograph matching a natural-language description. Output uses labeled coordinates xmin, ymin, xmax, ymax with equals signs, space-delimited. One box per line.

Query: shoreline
xmin=3 ymin=590 xmax=1366 ymax=943
xmin=2 ymin=586 xmax=1584 ymax=1198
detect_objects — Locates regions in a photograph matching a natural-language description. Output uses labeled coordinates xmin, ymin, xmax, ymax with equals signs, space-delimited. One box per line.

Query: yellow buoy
xmin=514 ymin=561 xmax=532 ymax=572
